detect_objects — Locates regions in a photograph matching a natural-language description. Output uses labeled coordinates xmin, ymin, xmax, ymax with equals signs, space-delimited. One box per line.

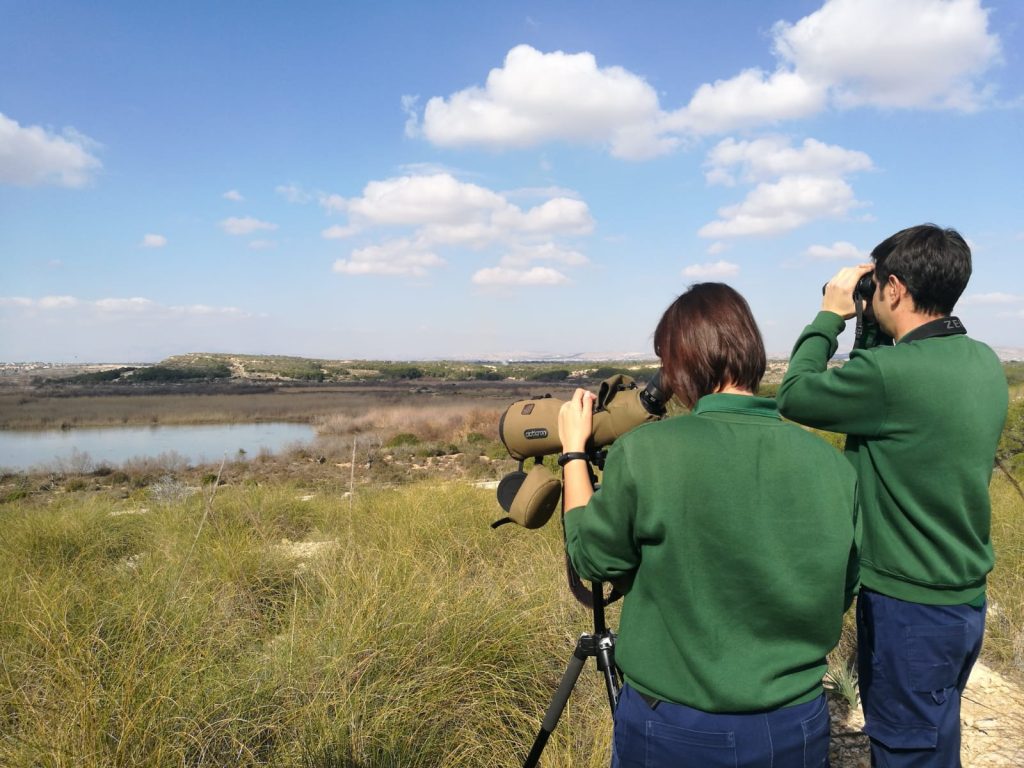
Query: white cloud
xmin=345 ymin=174 xmax=509 ymax=227
xmin=495 ymin=197 xmax=594 ymax=236
xmin=223 ymin=189 xmax=244 ymax=202
xmin=699 ymin=137 xmax=871 ymax=239
xmin=805 ymin=241 xmax=868 ymax=261
xmin=670 ymin=69 xmax=827 ymax=136
xmin=700 ymin=175 xmax=862 ymax=238
xmin=682 ymin=260 xmax=740 ymax=278
xmin=276 ymin=184 xmax=313 ymax=204
xmin=471 ymin=266 xmax=570 ymax=286
xmin=95 ymin=297 xmax=155 ymax=312
xmin=328 ymin=173 xmax=594 ymax=282
xmin=333 ymin=240 xmax=446 ymax=277
xmin=169 ymin=304 xmax=247 ymax=316
xmin=704 ymin=137 xmax=872 ymax=185
xmin=960 ymin=292 xmax=1021 ymax=305
xmin=38 ymin=295 xmax=79 ymax=309
xmin=0 ymin=112 xmax=102 ymax=187
xmin=502 ymin=185 xmax=582 ymax=200
xmin=707 ymin=241 xmax=730 ymax=256
xmin=401 ymin=94 xmax=420 ymax=137
xmin=220 ymin=216 xmax=278 ymax=235
xmin=414 ymin=2 xmax=1002 ymax=160
xmin=248 ymin=240 xmax=276 ymax=250
xmin=318 ymin=193 xmax=347 ymax=213
xmin=2 ymin=295 xmax=249 ymax=318
xmin=498 ymin=243 xmax=588 ymax=268
xmin=773 ymin=0 xmax=1001 ymax=111
xmin=338 ymin=173 xmax=593 ymax=241
xmin=322 ymin=225 xmax=359 ymax=240
xmin=140 ymin=234 xmax=168 ymax=248
xmin=420 ymin=44 xmax=672 ymax=160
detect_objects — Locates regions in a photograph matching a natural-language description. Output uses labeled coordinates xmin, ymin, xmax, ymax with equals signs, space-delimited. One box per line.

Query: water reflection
xmin=0 ymin=422 xmax=316 ymax=472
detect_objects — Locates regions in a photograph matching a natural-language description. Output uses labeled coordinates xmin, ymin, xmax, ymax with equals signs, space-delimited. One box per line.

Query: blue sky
xmin=2 ymin=0 xmax=1022 ymax=362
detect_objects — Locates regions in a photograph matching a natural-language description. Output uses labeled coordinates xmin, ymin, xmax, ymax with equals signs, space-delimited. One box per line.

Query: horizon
xmin=3 ymin=1 xmax=1022 ymax=363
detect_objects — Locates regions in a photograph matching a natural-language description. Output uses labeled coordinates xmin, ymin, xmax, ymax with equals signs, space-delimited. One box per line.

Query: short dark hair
xmin=871 ymin=224 xmax=971 ymax=316
xmin=653 ymin=283 xmax=766 ymax=409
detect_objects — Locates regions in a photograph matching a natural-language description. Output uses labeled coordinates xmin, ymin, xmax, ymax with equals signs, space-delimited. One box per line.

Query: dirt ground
xmin=829 ymin=661 xmax=1024 ymax=767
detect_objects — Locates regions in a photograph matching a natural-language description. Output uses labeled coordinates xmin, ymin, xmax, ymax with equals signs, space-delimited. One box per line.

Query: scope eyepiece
xmin=638 ymin=371 xmax=668 ymax=416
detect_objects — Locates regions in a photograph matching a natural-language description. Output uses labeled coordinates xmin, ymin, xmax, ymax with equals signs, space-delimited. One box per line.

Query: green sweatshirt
xmin=777 ymin=311 xmax=1008 ymax=606
xmin=564 ymin=394 xmax=859 ymax=713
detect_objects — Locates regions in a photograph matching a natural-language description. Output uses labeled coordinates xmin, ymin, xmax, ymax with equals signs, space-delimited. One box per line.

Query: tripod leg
xmin=522 ymin=639 xmax=589 ymax=768
xmin=595 ymin=632 xmax=620 ymax=713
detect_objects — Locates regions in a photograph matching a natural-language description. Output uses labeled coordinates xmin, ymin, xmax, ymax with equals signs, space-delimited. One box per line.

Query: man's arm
xmin=776 ymin=311 xmax=886 ymax=436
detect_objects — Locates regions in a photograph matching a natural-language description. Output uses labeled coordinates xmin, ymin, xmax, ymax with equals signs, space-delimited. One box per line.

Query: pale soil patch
xmin=274 ymin=538 xmax=339 ymax=561
xmin=829 ymin=661 xmax=1024 ymax=767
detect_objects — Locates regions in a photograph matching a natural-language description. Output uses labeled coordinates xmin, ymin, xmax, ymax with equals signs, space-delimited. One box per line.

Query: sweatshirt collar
xmin=692 ymin=393 xmax=781 ymax=420
xmin=898 ymin=315 xmax=967 ymax=344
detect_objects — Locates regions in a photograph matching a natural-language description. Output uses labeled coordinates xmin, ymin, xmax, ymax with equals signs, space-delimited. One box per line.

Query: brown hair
xmin=653 ymin=283 xmax=766 ymax=409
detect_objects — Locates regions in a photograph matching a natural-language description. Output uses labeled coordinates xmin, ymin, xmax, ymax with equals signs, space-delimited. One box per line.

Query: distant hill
xmin=993 ymin=347 xmax=1024 ymax=362
xmin=23 ymin=352 xmax=663 ymax=386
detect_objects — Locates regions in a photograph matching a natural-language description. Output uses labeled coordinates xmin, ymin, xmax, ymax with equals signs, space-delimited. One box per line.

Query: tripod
xmin=522 ymin=456 xmax=621 ymax=768
xmin=522 ymin=579 xmax=620 ymax=767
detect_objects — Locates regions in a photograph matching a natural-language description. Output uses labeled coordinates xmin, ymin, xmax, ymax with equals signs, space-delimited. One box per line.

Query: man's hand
xmin=823 ymin=263 xmax=874 ymax=319
xmin=558 ymin=388 xmax=596 ymax=453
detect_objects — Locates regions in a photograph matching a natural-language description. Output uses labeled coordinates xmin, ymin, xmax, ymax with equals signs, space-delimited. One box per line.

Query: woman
xmin=558 ymin=283 xmax=859 ymax=768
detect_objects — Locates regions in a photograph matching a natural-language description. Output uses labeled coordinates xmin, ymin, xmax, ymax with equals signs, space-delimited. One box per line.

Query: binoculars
xmin=822 ymin=272 xmax=875 ymax=302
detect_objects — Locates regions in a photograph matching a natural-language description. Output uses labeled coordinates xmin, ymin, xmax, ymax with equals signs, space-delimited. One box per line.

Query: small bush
xmin=413 ymin=442 xmax=460 ymax=458
xmin=472 ymin=370 xmax=503 ymax=381
xmin=527 ymin=369 xmax=570 ymax=382
xmin=386 ymin=433 xmax=420 ymax=448
xmin=1 ymin=487 xmax=30 ymax=504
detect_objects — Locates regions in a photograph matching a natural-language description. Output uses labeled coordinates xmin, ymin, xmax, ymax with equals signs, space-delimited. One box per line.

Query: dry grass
xmin=0 ymin=476 xmax=615 ymax=767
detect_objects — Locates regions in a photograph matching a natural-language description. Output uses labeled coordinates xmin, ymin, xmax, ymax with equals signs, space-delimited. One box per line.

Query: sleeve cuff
xmin=812 ymin=310 xmax=847 ymax=336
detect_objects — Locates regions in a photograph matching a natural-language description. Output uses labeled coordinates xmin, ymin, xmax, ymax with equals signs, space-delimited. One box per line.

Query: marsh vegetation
xmin=0 ymin=358 xmax=1021 ymax=765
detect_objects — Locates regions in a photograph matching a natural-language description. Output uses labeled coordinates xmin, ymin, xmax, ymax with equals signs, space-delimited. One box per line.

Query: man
xmin=777 ymin=224 xmax=1008 ymax=767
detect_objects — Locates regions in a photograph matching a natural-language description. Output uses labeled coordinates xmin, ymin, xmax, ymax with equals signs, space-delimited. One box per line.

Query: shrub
xmin=413 ymin=442 xmax=460 ymax=458
xmin=527 ymin=369 xmax=570 ymax=382
xmin=386 ymin=433 xmax=420 ymax=448
xmin=133 ymin=363 xmax=231 ymax=382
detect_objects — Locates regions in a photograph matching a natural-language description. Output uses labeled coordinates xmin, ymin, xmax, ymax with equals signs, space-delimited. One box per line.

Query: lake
xmin=0 ymin=422 xmax=317 ymax=472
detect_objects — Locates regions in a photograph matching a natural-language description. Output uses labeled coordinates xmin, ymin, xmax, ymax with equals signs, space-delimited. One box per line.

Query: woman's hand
xmin=558 ymin=388 xmax=597 ymax=453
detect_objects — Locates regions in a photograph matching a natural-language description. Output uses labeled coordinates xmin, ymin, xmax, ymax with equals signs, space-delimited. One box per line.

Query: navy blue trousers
xmin=856 ymin=589 xmax=986 ymax=767
xmin=611 ymin=683 xmax=830 ymax=768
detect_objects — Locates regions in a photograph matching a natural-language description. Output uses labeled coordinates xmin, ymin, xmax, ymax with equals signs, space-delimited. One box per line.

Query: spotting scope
xmin=499 ymin=372 xmax=669 ymax=460
xmin=492 ymin=373 xmax=669 ymax=530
